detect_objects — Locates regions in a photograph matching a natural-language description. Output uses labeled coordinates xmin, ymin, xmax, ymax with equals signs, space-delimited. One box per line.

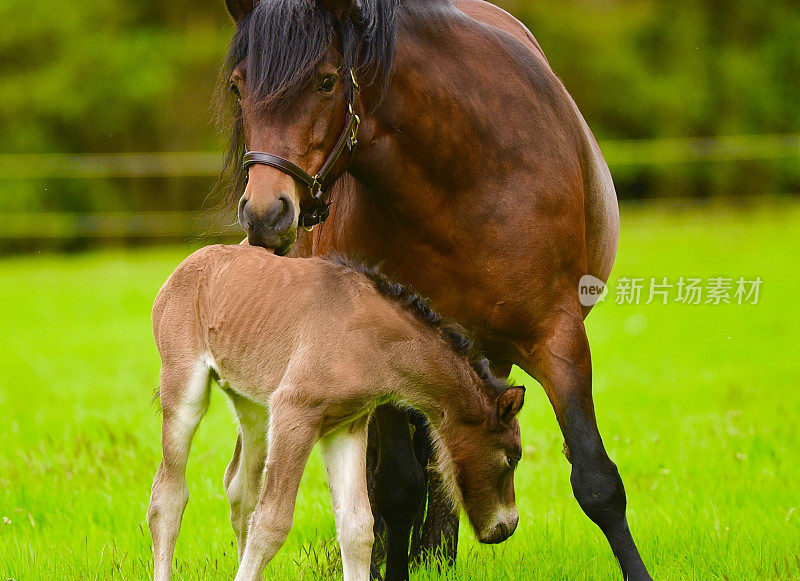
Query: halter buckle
xmin=348 ymin=103 xmax=361 ymax=150
xmin=310 ymin=175 xmax=323 ymax=195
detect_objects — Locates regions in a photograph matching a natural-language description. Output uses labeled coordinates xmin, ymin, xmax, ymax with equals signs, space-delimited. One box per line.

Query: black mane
xmin=215 ymin=0 xmax=400 ymax=205
xmin=332 ymin=256 xmax=511 ymax=396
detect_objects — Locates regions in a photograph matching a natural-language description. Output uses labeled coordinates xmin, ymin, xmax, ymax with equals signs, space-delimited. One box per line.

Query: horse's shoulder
xmin=450 ymin=0 xmax=549 ymax=66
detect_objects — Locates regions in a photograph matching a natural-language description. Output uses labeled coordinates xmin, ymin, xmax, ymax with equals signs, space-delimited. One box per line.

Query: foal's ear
xmin=496 ymin=386 xmax=525 ymax=425
xmin=226 ymin=0 xmax=258 ymax=23
xmin=317 ymin=0 xmax=359 ymax=20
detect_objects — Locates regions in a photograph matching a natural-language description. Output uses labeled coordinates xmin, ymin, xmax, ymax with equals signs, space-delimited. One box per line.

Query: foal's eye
xmin=507 ymin=455 xmax=520 ymax=470
xmin=317 ymin=74 xmax=338 ymax=94
xmin=229 ymin=81 xmax=241 ymax=99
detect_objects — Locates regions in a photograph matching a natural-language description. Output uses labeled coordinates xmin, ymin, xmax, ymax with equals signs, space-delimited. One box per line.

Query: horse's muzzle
xmin=477 ymin=512 xmax=519 ymax=544
xmin=239 ymin=194 xmax=297 ymax=254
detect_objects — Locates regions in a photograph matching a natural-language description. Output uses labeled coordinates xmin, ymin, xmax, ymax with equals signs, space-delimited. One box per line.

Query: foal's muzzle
xmin=238 ymin=193 xmax=297 ymax=254
xmin=478 ymin=511 xmax=519 ymax=544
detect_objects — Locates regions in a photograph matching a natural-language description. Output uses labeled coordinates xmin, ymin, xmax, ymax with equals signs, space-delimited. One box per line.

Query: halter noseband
xmin=242 ymin=70 xmax=361 ymax=230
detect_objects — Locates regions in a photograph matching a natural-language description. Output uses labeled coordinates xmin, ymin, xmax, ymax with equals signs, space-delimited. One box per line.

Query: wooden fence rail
xmin=0 ymin=134 xmax=798 ymax=180
xmin=0 ymin=212 xmax=241 ymax=240
xmin=1 ymin=134 xmax=797 ymax=243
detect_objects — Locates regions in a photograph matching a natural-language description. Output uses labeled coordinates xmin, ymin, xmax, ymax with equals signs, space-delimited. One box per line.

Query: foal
xmin=147 ymin=245 xmax=525 ymax=581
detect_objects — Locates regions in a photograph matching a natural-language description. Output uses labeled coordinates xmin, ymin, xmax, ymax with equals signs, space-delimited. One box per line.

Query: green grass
xmin=2 ymin=201 xmax=799 ymax=580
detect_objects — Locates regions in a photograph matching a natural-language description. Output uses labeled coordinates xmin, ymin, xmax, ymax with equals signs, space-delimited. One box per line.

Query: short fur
xmin=331 ymin=255 xmax=508 ymax=395
xmin=147 ymin=245 xmax=524 ymax=581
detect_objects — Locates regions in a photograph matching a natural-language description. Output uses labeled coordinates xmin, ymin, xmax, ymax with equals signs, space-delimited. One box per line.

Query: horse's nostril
xmin=263 ymin=196 xmax=285 ymax=225
xmin=265 ymin=195 xmax=295 ymax=231
xmin=238 ymin=195 xmax=249 ymax=229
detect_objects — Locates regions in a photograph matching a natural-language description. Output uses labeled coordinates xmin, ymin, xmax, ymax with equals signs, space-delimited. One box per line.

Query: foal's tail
xmin=151 ymin=251 xmax=211 ymax=416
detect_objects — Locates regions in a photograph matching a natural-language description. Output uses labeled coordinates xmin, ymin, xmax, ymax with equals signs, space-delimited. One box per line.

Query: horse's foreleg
xmin=408 ymin=411 xmax=458 ymax=571
xmin=371 ymin=405 xmax=426 ymax=581
xmin=223 ymin=391 xmax=268 ymax=561
xmin=320 ymin=416 xmax=374 ymax=581
xmin=147 ymin=363 xmax=211 ymax=581
xmin=233 ymin=393 xmax=320 ymax=581
xmin=519 ymin=311 xmax=651 ymax=581
xmin=418 ymin=472 xmax=458 ymax=569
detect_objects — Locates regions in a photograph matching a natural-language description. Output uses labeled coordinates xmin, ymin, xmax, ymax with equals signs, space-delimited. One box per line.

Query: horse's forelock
xmin=221 ymin=0 xmax=398 ymax=112
xmin=247 ymin=1 xmax=335 ymax=108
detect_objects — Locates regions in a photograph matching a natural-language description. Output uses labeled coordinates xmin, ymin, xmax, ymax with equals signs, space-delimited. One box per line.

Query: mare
xmin=147 ymin=244 xmax=525 ymax=581
xmin=218 ymin=0 xmax=651 ymax=579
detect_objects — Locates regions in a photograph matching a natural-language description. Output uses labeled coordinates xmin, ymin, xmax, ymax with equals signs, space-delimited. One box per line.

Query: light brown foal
xmin=147 ymin=244 xmax=525 ymax=581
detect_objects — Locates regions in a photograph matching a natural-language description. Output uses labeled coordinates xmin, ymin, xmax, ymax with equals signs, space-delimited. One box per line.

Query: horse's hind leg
xmin=222 ymin=390 xmax=268 ymax=561
xmin=320 ymin=415 xmax=374 ymax=581
xmin=147 ymin=363 xmax=211 ymax=581
xmin=518 ymin=309 xmax=651 ymax=580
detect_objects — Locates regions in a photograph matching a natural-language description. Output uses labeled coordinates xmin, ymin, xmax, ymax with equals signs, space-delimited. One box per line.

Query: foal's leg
xmin=371 ymin=405 xmax=426 ymax=581
xmin=222 ymin=390 xmax=268 ymax=560
xmin=147 ymin=363 xmax=211 ymax=581
xmin=519 ymin=309 xmax=651 ymax=580
xmin=320 ymin=416 xmax=374 ymax=581
xmin=233 ymin=391 xmax=321 ymax=581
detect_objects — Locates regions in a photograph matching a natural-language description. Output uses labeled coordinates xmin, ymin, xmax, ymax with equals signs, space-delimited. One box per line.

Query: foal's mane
xmin=331 ymin=257 xmax=510 ymax=396
xmin=215 ymin=0 xmax=400 ymax=207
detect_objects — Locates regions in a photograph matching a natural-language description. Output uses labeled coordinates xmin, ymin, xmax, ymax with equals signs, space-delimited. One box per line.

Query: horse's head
xmin=220 ymin=0 xmax=396 ymax=253
xmin=449 ymin=384 xmax=525 ymax=544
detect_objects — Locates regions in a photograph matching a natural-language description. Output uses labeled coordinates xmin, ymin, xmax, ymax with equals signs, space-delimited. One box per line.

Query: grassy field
xmin=1 ymin=201 xmax=799 ymax=580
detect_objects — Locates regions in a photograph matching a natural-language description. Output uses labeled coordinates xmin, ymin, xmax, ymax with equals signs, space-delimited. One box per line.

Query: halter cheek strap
xmin=242 ymin=71 xmax=361 ymax=229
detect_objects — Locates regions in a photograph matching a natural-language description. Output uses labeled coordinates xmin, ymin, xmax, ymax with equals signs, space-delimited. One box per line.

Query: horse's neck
xmin=315 ymin=4 xmax=529 ymax=296
xmin=351 ymin=2 xmax=527 ymax=213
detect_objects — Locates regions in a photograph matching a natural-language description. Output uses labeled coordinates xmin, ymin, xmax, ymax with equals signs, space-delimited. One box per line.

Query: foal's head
xmin=444 ymin=370 xmax=525 ymax=544
xmin=337 ymin=257 xmax=527 ymax=544
xmin=219 ymin=0 xmax=397 ymax=252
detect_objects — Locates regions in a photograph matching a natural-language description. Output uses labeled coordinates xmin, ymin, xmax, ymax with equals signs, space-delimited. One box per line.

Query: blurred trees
xmin=499 ymin=0 xmax=800 ymax=198
xmin=0 ymin=0 xmax=798 ymax=213
xmin=0 ymin=0 xmax=231 ymax=213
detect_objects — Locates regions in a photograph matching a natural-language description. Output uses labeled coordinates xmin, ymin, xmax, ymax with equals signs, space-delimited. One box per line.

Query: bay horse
xmin=147 ymin=244 xmax=526 ymax=581
xmin=218 ymin=0 xmax=651 ymax=579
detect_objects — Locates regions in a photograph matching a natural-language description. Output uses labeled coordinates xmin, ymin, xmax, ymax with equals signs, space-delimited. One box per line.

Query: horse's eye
xmin=229 ymin=81 xmax=241 ymax=99
xmin=317 ymin=74 xmax=338 ymax=94
xmin=507 ymin=455 xmax=520 ymax=470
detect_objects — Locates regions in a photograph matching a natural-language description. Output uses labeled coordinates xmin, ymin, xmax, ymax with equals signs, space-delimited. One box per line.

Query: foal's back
xmin=153 ymin=245 xmax=408 ymax=408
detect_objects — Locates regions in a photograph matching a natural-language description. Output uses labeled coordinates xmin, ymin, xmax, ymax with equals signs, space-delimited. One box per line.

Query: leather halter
xmin=242 ymin=71 xmax=361 ymax=229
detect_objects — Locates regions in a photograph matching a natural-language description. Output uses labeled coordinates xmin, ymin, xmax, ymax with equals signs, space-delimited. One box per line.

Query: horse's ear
xmin=317 ymin=0 xmax=358 ymax=20
xmin=226 ymin=0 xmax=258 ymax=23
xmin=496 ymin=386 xmax=525 ymax=425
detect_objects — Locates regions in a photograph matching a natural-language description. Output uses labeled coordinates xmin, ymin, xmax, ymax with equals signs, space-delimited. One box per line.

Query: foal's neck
xmin=386 ymin=330 xmax=488 ymax=431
